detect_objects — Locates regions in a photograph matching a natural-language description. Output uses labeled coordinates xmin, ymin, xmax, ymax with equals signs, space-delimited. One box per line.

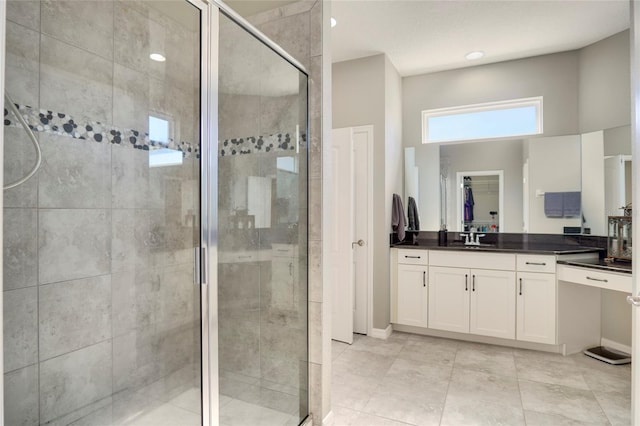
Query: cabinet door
xmin=428 ymin=266 xmax=470 ymax=333
xmin=517 ymin=272 xmax=556 ymax=344
xmin=470 ymin=269 xmax=516 ymax=339
xmin=397 ymin=264 xmax=428 ymax=327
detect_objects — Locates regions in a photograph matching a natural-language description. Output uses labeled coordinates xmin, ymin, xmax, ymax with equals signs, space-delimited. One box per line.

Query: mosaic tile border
xmin=219 ymin=132 xmax=306 ymax=157
xmin=3 ymin=102 xmax=306 ymax=158
xmin=4 ymin=103 xmax=199 ymax=158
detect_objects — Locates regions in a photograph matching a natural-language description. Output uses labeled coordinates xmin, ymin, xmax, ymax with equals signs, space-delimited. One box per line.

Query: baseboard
xmin=370 ymin=324 xmax=393 ymax=339
xmin=322 ymin=410 xmax=333 ymax=425
xmin=600 ymin=337 xmax=632 ymax=355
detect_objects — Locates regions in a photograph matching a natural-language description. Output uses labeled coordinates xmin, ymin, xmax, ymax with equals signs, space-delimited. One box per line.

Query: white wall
xmin=440 ymin=139 xmax=523 ymax=232
xmin=579 ymin=30 xmax=631 ymax=133
xmin=332 ymin=54 xmax=402 ymax=329
xmin=526 ymin=135 xmax=582 ymax=234
xmin=382 ymin=56 xmax=403 ymax=329
xmin=581 ymin=131 xmax=606 ymax=235
xmin=403 ymin=51 xmax=580 ymax=149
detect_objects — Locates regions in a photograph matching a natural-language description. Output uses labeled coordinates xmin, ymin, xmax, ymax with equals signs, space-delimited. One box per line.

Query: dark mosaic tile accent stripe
xmin=4 ymin=102 xmax=306 ymax=158
xmin=219 ymin=132 xmax=306 ymax=157
xmin=4 ymin=103 xmax=199 ymax=158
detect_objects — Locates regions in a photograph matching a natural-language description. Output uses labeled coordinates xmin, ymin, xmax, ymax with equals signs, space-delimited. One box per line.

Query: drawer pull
xmin=405 ymin=255 xmax=421 ymax=259
xmin=238 ymin=255 xmax=253 ymax=259
xmin=525 ymin=262 xmax=547 ymax=266
xmin=587 ymin=276 xmax=608 ymax=283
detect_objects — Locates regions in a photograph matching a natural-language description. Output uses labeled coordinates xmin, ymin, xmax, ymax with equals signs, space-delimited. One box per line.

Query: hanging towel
xmin=407 ymin=196 xmax=420 ymax=231
xmin=464 ymin=187 xmax=474 ymax=222
xmin=544 ymin=192 xmax=563 ymax=217
xmin=391 ymin=193 xmax=406 ymax=241
xmin=563 ymin=192 xmax=581 ymax=217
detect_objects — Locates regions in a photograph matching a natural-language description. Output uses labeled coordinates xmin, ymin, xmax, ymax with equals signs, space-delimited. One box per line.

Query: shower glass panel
xmin=3 ymin=1 xmax=203 ymax=424
xmin=217 ymin=11 xmax=309 ymax=426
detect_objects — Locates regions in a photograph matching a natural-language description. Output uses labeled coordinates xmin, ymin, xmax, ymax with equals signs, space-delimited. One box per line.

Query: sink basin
xmin=448 ymin=242 xmax=496 ymax=249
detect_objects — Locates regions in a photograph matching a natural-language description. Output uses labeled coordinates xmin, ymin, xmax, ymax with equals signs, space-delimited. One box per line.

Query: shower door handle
xmin=195 ymin=247 xmax=207 ymax=285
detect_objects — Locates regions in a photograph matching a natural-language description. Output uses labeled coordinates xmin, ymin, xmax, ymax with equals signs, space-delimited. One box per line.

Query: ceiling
xmin=331 ymin=0 xmax=631 ymax=77
xmin=224 ymin=0 xmax=299 ymax=17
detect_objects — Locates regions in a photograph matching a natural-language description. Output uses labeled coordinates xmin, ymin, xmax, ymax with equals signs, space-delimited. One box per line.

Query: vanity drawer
xmin=429 ymin=251 xmax=515 ymax=271
xmin=397 ymin=249 xmax=428 ymax=265
xmin=517 ymin=255 xmax=556 ymax=273
xmin=557 ymin=265 xmax=631 ymax=293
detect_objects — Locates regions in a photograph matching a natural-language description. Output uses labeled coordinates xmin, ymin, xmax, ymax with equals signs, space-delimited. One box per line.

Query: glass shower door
xmin=3 ymin=1 xmax=204 ymax=424
xmin=216 ymin=10 xmax=309 ymax=426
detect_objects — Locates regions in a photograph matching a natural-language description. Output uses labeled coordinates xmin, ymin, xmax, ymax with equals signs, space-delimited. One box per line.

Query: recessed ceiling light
xmin=150 ymin=53 xmax=166 ymax=62
xmin=465 ymin=51 xmax=484 ymax=60
xmin=331 ymin=17 xmax=337 ymax=28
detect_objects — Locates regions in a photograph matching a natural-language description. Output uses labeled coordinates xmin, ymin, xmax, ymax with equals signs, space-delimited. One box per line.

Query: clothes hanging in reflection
xmin=464 ymin=186 xmax=474 ymax=221
xmin=391 ymin=193 xmax=406 ymax=241
xmin=407 ymin=196 xmax=420 ymax=230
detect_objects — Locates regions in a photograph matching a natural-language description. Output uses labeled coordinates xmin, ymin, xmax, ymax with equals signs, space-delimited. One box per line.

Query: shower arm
xmin=3 ymin=92 xmax=42 ymax=190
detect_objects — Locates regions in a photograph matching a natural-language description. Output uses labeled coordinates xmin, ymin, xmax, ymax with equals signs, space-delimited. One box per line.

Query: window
xmin=422 ymin=97 xmax=543 ymax=143
xmin=148 ymin=114 xmax=182 ymax=167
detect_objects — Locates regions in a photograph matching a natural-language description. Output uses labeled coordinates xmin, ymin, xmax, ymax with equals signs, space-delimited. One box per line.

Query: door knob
xmin=627 ymin=295 xmax=640 ymax=306
xmin=352 ymin=239 xmax=365 ymax=248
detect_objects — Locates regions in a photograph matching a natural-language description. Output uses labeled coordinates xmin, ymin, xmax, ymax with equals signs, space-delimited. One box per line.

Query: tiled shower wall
xmin=4 ymin=1 xmax=201 ymax=424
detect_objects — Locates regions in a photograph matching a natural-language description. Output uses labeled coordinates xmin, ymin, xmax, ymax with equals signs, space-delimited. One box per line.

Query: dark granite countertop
xmin=557 ymin=258 xmax=632 ymax=274
xmin=391 ymin=241 xmax=604 ymax=255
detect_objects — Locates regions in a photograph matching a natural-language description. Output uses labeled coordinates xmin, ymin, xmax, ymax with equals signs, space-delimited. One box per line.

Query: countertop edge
xmin=390 ymin=244 xmax=603 ymax=256
xmin=557 ymin=260 xmax=632 ymax=275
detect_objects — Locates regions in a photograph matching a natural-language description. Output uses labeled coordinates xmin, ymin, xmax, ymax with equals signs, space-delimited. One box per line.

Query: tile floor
xmin=329 ymin=332 xmax=631 ymax=426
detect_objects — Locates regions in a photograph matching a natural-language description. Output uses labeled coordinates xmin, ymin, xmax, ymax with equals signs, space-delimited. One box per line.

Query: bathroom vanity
xmin=390 ymin=243 xmax=631 ymax=355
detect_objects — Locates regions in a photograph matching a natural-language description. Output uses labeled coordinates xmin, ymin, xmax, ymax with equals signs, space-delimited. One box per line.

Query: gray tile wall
xmin=4 ymin=1 xmax=201 ymax=424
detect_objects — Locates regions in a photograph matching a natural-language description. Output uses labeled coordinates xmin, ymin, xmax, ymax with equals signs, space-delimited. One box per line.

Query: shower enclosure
xmin=2 ymin=1 xmax=309 ymax=425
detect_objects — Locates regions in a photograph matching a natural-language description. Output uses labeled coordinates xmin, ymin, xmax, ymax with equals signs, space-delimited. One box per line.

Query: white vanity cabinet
xmin=429 ymin=266 xmax=516 ymax=339
xmin=428 ymin=251 xmax=517 ymax=340
xmin=395 ymin=250 xmax=429 ymax=328
xmin=516 ymin=255 xmax=557 ymax=344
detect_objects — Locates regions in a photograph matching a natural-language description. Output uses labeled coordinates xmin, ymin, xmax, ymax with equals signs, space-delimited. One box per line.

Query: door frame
xmin=630 ymin=1 xmax=640 ymax=422
xmin=455 ymin=170 xmax=505 ymax=232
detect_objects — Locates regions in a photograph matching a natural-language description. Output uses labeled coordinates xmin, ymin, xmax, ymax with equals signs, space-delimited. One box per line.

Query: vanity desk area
xmin=390 ymin=234 xmax=632 ymax=357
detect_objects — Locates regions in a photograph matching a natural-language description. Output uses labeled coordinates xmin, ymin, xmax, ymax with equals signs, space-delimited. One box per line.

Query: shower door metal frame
xmin=0 ymin=1 xmax=6 ymax=422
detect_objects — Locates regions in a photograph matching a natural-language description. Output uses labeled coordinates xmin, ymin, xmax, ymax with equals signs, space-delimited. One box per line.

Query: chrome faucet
xmin=460 ymin=232 xmax=485 ymax=246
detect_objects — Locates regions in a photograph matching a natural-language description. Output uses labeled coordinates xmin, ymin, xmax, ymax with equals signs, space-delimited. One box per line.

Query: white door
xmin=397 ymin=264 xmax=429 ymax=328
xmin=469 ymin=269 xmax=516 ymax=339
xmin=352 ymin=129 xmax=370 ymax=334
xmin=516 ymin=272 xmax=556 ymax=344
xmin=604 ymin=155 xmax=625 ymax=218
xmin=331 ymin=126 xmax=372 ymax=343
xmin=330 ymin=128 xmax=354 ymax=344
xmin=428 ymin=266 xmax=470 ymax=333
